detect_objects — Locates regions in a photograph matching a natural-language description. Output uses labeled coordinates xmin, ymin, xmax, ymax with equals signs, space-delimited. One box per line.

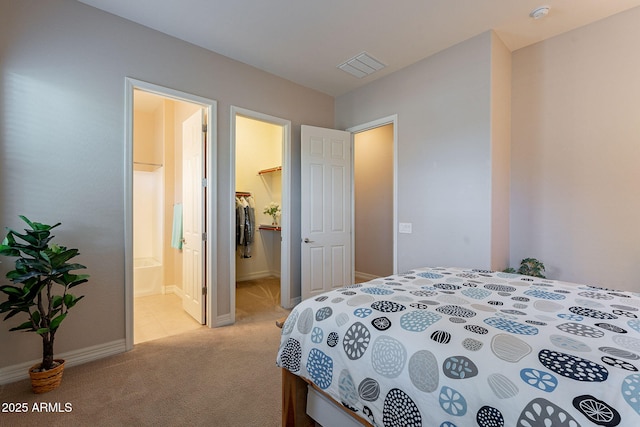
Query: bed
xmin=276 ymin=266 xmax=640 ymax=426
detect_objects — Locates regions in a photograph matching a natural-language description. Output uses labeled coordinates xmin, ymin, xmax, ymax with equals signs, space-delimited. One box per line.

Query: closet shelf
xmin=258 ymin=166 xmax=282 ymax=175
xmin=134 ymin=161 xmax=163 ymax=167
xmin=259 ymin=225 xmax=281 ymax=232
xmin=134 ymin=161 xmax=163 ymax=172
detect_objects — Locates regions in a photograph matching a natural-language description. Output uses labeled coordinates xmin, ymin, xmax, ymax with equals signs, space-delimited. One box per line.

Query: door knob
xmin=303 ymin=238 xmax=314 ymax=243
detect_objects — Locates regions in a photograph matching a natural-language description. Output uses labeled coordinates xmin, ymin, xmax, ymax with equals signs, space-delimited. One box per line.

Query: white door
xmin=182 ymin=110 xmax=206 ymax=323
xmin=301 ymin=125 xmax=352 ymax=300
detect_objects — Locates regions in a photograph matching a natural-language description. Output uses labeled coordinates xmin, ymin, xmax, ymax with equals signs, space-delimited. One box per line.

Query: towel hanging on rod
xmin=170 ymin=203 xmax=183 ymax=250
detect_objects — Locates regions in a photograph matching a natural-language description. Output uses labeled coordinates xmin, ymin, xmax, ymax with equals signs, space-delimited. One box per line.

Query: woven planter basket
xmin=29 ymin=359 xmax=65 ymax=394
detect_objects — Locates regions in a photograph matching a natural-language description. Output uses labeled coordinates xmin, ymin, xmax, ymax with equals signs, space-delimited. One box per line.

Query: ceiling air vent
xmin=338 ymin=52 xmax=386 ymax=78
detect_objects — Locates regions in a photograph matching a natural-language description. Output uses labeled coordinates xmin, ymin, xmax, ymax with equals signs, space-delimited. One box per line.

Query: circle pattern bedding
xmin=277 ymin=267 xmax=640 ymax=426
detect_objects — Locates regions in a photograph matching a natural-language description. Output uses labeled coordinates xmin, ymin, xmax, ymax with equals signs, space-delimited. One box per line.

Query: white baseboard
xmin=0 ymin=339 xmax=126 ymax=385
xmin=215 ymin=313 xmax=234 ymax=327
xmin=236 ymin=270 xmax=281 ymax=282
xmin=135 ymin=285 xmax=182 ymax=299
xmin=134 ymin=289 xmax=162 ymax=298
xmin=164 ymin=285 xmax=184 ymax=298
xmin=285 ymin=296 xmax=301 ymax=309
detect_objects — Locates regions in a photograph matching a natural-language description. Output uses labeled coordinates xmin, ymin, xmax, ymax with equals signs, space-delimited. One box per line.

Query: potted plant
xmin=263 ymin=202 xmax=281 ymax=226
xmin=503 ymin=257 xmax=546 ymax=278
xmin=0 ymin=216 xmax=89 ymax=393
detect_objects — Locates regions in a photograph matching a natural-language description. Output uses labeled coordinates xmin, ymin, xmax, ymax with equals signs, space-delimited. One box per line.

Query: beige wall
xmin=354 ymin=124 xmax=394 ymax=277
xmin=132 ymin=100 xmax=163 ymax=265
xmin=133 ymin=109 xmax=162 ymax=168
xmin=511 ymin=7 xmax=640 ymax=289
xmin=0 ymin=0 xmax=333 ymax=370
xmin=490 ymin=33 xmax=512 ymax=269
xmin=338 ymin=6 xmax=640 ymax=291
xmin=337 ymin=31 xmax=509 ymax=273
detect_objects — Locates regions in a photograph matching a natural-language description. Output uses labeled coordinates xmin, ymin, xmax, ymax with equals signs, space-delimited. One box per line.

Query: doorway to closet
xmin=231 ymin=107 xmax=291 ymax=324
xmin=124 ymin=78 xmax=217 ymax=351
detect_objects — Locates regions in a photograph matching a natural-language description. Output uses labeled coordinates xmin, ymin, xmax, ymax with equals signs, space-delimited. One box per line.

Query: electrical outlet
xmin=399 ymin=222 xmax=412 ymax=234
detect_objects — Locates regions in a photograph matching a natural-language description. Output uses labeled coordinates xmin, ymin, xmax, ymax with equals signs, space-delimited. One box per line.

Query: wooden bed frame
xmin=277 ymin=317 xmax=373 ymax=427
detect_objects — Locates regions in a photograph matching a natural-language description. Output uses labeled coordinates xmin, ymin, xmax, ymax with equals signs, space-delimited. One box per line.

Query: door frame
xmin=124 ymin=77 xmax=217 ymax=351
xmin=347 ymin=114 xmax=398 ymax=275
xmin=230 ymin=106 xmax=292 ymax=321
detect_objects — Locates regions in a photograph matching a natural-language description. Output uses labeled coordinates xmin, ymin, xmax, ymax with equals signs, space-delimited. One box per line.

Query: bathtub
xmin=134 ymin=257 xmax=163 ymax=297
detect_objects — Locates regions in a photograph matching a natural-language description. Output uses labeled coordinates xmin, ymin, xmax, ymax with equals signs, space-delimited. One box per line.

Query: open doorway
xmin=349 ymin=117 xmax=397 ymax=282
xmin=231 ymin=107 xmax=291 ymax=324
xmin=124 ymin=78 xmax=217 ymax=351
xmin=353 ymin=123 xmax=394 ymax=282
xmin=131 ymin=90 xmax=204 ymax=343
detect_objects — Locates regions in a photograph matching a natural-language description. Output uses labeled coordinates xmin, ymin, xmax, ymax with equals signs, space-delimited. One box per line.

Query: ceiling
xmin=77 ymin=0 xmax=640 ymax=97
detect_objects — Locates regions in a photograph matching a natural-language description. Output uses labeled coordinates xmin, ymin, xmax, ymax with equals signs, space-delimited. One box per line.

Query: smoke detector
xmin=530 ymin=6 xmax=550 ymax=19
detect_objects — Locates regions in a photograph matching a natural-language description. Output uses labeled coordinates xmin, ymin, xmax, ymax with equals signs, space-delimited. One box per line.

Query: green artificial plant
xmin=503 ymin=257 xmax=546 ymax=278
xmin=0 ymin=216 xmax=89 ymax=371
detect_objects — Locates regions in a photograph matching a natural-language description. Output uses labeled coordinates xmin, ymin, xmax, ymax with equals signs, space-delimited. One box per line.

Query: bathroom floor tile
xmin=134 ymin=293 xmax=202 ymax=344
xmin=134 ymin=278 xmax=284 ymax=344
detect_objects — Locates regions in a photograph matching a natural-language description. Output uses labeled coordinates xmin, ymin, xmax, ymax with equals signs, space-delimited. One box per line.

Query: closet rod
xmin=235 ymin=191 xmax=251 ymax=197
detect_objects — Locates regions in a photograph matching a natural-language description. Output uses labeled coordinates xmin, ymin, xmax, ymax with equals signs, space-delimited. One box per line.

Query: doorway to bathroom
xmin=124 ymin=78 xmax=217 ymax=350
xmin=231 ymin=107 xmax=291 ymax=323
xmin=132 ymin=90 xmax=202 ymax=343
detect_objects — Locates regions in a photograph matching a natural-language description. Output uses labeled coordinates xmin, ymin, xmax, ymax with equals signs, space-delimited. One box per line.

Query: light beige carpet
xmin=0 ymin=278 xmax=290 ymax=426
xmin=235 ymin=277 xmax=287 ymax=324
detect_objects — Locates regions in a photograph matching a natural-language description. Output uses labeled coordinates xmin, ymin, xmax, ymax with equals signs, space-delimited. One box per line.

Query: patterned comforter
xmin=276 ymin=267 xmax=640 ymax=427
